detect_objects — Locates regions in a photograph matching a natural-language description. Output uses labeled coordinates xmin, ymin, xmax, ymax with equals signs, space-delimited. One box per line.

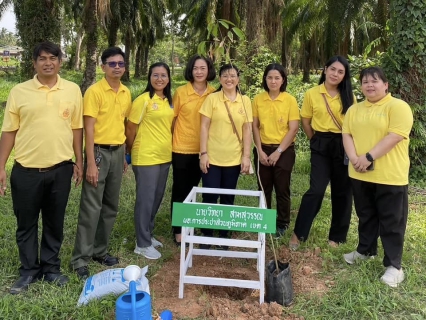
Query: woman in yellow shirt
xmin=252 ymin=63 xmax=300 ymax=238
xmin=199 ymin=64 xmax=252 ymax=249
xmin=125 ymin=62 xmax=174 ymax=260
xmin=289 ymin=56 xmax=355 ymax=250
xmin=342 ymin=67 xmax=413 ymax=287
xmin=170 ymin=55 xmax=216 ymax=246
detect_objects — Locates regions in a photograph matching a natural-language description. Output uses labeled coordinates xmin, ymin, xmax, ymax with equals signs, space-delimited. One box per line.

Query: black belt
xmin=95 ymin=144 xmax=122 ymax=151
xmin=14 ymin=160 xmax=73 ymax=172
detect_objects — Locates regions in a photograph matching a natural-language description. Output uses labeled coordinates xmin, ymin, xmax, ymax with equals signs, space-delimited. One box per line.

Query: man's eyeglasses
xmin=105 ymin=61 xmax=125 ymax=68
xmin=151 ymin=74 xmax=169 ymax=80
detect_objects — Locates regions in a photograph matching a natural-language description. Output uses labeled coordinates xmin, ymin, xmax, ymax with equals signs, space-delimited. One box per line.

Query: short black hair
xmin=32 ymin=41 xmax=62 ymax=61
xmin=143 ymin=62 xmax=173 ymax=106
xmin=184 ymin=55 xmax=216 ymax=82
xmin=215 ymin=64 xmax=241 ymax=93
xmin=359 ymin=66 xmax=388 ymax=83
xmin=101 ymin=47 xmax=125 ymax=64
xmin=319 ymin=55 xmax=354 ymax=114
xmin=262 ymin=63 xmax=287 ymax=92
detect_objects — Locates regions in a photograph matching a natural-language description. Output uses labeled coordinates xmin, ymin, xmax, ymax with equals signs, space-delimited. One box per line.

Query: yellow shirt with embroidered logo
xmin=199 ymin=91 xmax=253 ymax=166
xmin=129 ymin=92 xmax=174 ymax=165
xmin=253 ymin=91 xmax=300 ymax=144
xmin=300 ymin=84 xmax=346 ymax=133
xmin=172 ymin=82 xmax=216 ymax=153
xmin=1 ymin=75 xmax=83 ymax=167
xmin=83 ymin=77 xmax=131 ymax=144
xmin=342 ymin=94 xmax=413 ymax=185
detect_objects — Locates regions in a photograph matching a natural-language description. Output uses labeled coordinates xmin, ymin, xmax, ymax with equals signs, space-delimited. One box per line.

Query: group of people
xmin=0 ymin=40 xmax=413 ymax=296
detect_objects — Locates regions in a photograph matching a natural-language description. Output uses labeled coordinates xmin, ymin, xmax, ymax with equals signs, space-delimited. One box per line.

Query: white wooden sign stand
xmin=178 ymin=187 xmax=268 ymax=303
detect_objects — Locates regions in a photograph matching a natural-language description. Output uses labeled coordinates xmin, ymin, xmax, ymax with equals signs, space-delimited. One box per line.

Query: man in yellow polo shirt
xmin=70 ymin=47 xmax=131 ymax=279
xmin=0 ymin=41 xmax=83 ymax=294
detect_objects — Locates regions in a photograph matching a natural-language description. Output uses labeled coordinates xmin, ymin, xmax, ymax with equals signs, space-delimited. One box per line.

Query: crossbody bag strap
xmin=224 ymin=101 xmax=242 ymax=144
xmin=321 ymin=93 xmax=342 ymax=131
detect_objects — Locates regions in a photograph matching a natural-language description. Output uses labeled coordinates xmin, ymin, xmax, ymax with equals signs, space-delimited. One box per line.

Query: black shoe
xmin=216 ymin=245 xmax=229 ymax=251
xmin=43 ymin=272 xmax=69 ymax=286
xmin=173 ymin=238 xmax=189 ymax=248
xmin=93 ymin=254 xmax=119 ymax=266
xmin=275 ymin=225 xmax=289 ymax=238
xmin=199 ymin=244 xmax=211 ymax=250
xmin=75 ymin=266 xmax=89 ymax=280
xmin=10 ymin=275 xmax=40 ymax=294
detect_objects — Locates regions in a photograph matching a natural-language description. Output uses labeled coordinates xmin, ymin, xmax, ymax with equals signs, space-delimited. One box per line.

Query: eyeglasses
xmin=151 ymin=74 xmax=169 ymax=80
xmin=105 ymin=61 xmax=125 ymax=68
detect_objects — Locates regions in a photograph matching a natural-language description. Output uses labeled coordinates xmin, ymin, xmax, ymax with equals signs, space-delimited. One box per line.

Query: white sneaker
xmin=134 ymin=245 xmax=161 ymax=260
xmin=343 ymin=251 xmax=374 ymax=265
xmin=381 ymin=266 xmax=404 ymax=287
xmin=151 ymin=237 xmax=163 ymax=248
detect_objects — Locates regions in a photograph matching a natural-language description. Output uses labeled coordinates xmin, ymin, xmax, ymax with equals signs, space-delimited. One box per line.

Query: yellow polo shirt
xmin=199 ymin=91 xmax=253 ymax=166
xmin=300 ymin=84 xmax=345 ymax=133
xmin=2 ymin=75 xmax=83 ymax=167
xmin=342 ymin=94 xmax=413 ymax=185
xmin=253 ymin=91 xmax=300 ymax=144
xmin=128 ymin=92 xmax=174 ymax=165
xmin=172 ymin=82 xmax=216 ymax=154
xmin=83 ymin=77 xmax=131 ymax=144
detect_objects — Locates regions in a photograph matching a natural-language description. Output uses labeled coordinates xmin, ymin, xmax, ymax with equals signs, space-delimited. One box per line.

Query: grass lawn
xmin=0 ymin=72 xmax=425 ymax=319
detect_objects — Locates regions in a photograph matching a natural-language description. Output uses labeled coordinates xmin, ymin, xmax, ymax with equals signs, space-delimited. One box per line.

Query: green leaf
xmin=232 ymin=27 xmax=245 ymax=40
xmin=197 ymin=41 xmax=207 ymax=55
xmin=218 ymin=20 xmax=229 ymax=29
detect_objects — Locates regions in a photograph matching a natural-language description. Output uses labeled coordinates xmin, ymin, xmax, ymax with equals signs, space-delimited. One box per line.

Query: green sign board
xmin=172 ymin=202 xmax=276 ymax=233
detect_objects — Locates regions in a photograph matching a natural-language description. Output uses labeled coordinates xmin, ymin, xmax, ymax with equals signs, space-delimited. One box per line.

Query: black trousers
xmin=10 ymin=162 xmax=73 ymax=276
xmin=170 ymin=153 xmax=202 ymax=235
xmin=201 ymin=164 xmax=241 ymax=237
xmin=253 ymin=144 xmax=295 ymax=229
xmin=351 ymin=179 xmax=408 ymax=269
xmin=294 ymin=132 xmax=352 ymax=243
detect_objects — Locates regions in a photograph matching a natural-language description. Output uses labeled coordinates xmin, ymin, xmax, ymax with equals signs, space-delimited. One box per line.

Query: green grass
xmin=0 ymin=74 xmax=425 ymax=319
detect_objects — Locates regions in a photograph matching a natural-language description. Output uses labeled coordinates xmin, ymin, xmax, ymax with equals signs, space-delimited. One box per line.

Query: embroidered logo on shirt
xmin=238 ymin=107 xmax=246 ymax=115
xmin=152 ymin=103 xmax=159 ymax=110
xmin=278 ymin=116 xmax=284 ymax=123
xmin=62 ymin=108 xmax=70 ymax=119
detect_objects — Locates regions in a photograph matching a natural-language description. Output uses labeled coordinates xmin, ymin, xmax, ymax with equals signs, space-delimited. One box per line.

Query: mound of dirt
xmin=151 ymin=239 xmax=330 ymax=319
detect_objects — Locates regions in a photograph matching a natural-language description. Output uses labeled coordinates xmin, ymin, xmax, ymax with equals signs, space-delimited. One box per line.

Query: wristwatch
xmin=276 ymin=147 xmax=283 ymax=154
xmin=365 ymin=152 xmax=374 ymax=162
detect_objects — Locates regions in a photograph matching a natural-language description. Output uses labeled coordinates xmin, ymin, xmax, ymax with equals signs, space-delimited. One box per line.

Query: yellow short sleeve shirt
xmin=83 ymin=78 xmax=131 ymax=144
xmin=172 ymin=82 xmax=216 ymax=154
xmin=300 ymin=84 xmax=345 ymax=133
xmin=252 ymin=91 xmax=300 ymax=144
xmin=199 ymin=91 xmax=253 ymax=166
xmin=342 ymin=94 xmax=413 ymax=185
xmin=1 ymin=75 xmax=83 ymax=167
xmin=128 ymin=92 xmax=174 ymax=165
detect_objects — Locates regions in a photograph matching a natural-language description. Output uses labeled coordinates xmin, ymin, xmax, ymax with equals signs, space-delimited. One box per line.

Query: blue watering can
xmin=115 ymin=265 xmax=172 ymax=320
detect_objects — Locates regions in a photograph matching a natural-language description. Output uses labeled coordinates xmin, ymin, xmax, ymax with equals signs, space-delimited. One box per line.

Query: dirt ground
xmin=151 ymin=236 xmax=330 ymax=320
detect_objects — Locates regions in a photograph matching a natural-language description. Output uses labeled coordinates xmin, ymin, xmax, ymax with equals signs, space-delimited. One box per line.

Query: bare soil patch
xmin=151 ymin=237 xmax=330 ymax=319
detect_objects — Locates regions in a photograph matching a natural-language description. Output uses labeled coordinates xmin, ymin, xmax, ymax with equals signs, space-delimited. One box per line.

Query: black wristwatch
xmin=366 ymin=152 xmax=374 ymax=162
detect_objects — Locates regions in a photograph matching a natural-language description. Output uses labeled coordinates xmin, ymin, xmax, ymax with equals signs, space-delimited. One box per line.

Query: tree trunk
xmin=281 ymin=28 xmax=288 ymax=71
xmin=122 ymin=29 xmax=131 ymax=82
xmin=107 ymin=17 xmax=119 ymax=47
xmin=302 ymin=39 xmax=311 ymax=83
xmin=134 ymin=43 xmax=142 ymax=79
xmin=81 ymin=0 xmax=98 ymax=95
xmin=14 ymin=0 xmax=61 ymax=80
xmin=141 ymin=45 xmax=149 ymax=76
xmin=74 ymin=29 xmax=85 ymax=71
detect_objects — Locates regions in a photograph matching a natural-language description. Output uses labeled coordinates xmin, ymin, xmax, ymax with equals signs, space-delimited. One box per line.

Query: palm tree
xmin=80 ymin=0 xmax=110 ymax=94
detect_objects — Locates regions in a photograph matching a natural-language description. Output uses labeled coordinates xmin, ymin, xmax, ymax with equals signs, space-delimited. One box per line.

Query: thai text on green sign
xmin=172 ymin=202 xmax=276 ymax=233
